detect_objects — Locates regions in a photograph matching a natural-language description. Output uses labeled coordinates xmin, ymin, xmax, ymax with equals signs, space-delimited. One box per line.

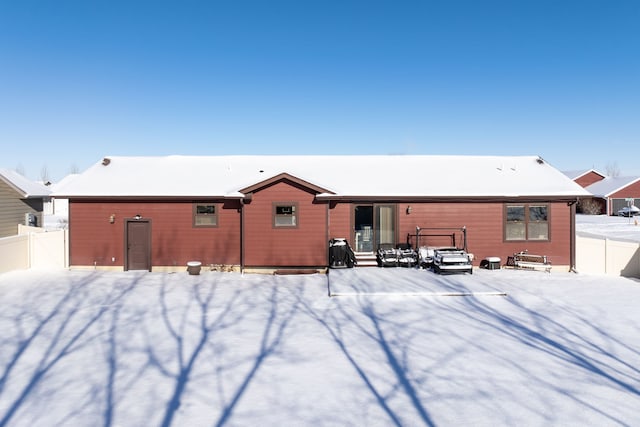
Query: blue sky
xmin=1 ymin=0 xmax=638 ymax=182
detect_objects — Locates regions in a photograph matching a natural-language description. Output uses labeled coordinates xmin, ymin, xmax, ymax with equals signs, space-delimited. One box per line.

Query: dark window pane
xmin=529 ymin=206 xmax=548 ymax=221
xmin=276 ymin=206 xmax=294 ymax=215
xmin=507 ymin=206 xmax=525 ymax=222
xmin=197 ymin=205 xmax=215 ymax=215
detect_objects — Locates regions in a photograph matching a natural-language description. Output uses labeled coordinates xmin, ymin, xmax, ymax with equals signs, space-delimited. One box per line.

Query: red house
xmin=563 ymin=169 xmax=606 ymax=188
xmin=563 ymin=169 xmax=608 ymax=214
xmin=584 ymin=176 xmax=640 ymax=216
xmin=54 ymin=155 xmax=590 ymax=272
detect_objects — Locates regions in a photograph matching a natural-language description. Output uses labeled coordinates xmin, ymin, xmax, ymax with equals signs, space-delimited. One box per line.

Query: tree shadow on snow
xmin=0 ymin=272 xmax=140 ymax=427
xmin=452 ymin=289 xmax=640 ymax=424
xmin=304 ymin=272 xmax=439 ymax=427
xmin=307 ymin=270 xmax=640 ymax=426
xmin=132 ymin=273 xmax=302 ymax=427
xmin=213 ymin=276 xmax=301 ymax=427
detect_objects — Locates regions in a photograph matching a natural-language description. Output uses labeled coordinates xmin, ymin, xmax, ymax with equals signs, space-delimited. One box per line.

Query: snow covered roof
xmin=51 ymin=173 xmax=80 ymax=191
xmin=53 ymin=155 xmax=591 ymax=199
xmin=584 ymin=176 xmax=640 ymax=198
xmin=562 ymin=169 xmax=606 ymax=181
xmin=0 ymin=168 xmax=51 ymax=198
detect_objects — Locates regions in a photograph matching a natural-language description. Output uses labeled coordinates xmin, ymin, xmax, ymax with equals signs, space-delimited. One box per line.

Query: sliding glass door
xmin=353 ymin=204 xmax=396 ymax=252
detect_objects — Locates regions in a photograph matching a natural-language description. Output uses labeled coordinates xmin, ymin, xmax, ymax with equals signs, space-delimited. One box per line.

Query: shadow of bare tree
xmin=149 ymin=274 xmax=246 ymax=427
xmin=0 ymin=272 xmax=140 ymax=427
xmin=2 ymin=269 xmax=639 ymax=426
xmin=308 ymin=269 xmax=640 ymax=425
xmin=214 ymin=277 xmax=301 ymax=427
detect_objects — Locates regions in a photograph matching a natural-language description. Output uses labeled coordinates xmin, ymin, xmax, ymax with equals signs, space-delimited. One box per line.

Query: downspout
xmin=239 ymin=193 xmax=252 ymax=274
xmin=569 ymin=200 xmax=577 ymax=272
xmin=239 ymin=198 xmax=245 ymax=274
xmin=325 ymin=200 xmax=330 ymax=270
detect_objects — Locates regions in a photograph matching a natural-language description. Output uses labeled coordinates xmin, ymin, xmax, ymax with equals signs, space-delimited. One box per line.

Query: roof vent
xmin=536 ymin=157 xmax=544 ymax=164
xmin=102 ymin=157 xmax=111 ymax=166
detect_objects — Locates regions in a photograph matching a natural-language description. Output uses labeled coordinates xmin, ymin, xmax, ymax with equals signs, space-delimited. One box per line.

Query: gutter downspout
xmin=325 ymin=201 xmax=330 ymax=270
xmin=569 ymin=199 xmax=577 ymax=272
xmin=239 ymin=193 xmax=252 ymax=274
xmin=240 ymin=199 xmax=245 ymax=274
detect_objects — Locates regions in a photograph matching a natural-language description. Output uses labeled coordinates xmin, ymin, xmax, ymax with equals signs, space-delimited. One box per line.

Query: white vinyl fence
xmin=0 ymin=226 xmax=68 ymax=274
xmin=1 ymin=227 xmax=637 ymax=278
xmin=576 ymin=234 xmax=640 ymax=278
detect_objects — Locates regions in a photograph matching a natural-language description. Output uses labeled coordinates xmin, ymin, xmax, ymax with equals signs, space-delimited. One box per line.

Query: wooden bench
xmin=512 ymin=251 xmax=552 ymax=273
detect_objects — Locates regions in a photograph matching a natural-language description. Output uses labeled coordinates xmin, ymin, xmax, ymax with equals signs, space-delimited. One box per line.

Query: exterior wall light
xmin=406 ymin=206 xmax=412 ymax=214
xmin=135 ymin=214 xmax=142 ymax=220
xmin=109 ymin=214 xmax=116 ymax=224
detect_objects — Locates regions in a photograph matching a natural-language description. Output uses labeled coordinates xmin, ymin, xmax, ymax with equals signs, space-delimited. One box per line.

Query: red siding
xmin=327 ymin=202 xmax=352 ymax=241
xmin=243 ymin=181 xmax=328 ymax=267
xmin=608 ymin=180 xmax=640 ymax=199
xmin=575 ymin=171 xmax=605 ymax=188
xmin=69 ymin=196 xmax=575 ymax=269
xmin=69 ymin=200 xmax=241 ymax=268
xmin=395 ymin=202 xmax=572 ymax=266
xmin=607 ymin=180 xmax=640 ymax=215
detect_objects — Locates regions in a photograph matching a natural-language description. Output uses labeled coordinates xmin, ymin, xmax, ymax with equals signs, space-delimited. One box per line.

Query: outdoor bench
xmin=511 ymin=251 xmax=552 ymax=273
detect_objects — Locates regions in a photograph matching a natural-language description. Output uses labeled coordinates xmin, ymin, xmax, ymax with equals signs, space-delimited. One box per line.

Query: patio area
xmin=328 ymin=267 xmax=509 ymax=296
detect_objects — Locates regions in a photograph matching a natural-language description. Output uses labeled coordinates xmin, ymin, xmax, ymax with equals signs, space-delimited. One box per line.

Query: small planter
xmin=480 ymin=257 xmax=501 ymax=270
xmin=187 ymin=261 xmax=202 ymax=275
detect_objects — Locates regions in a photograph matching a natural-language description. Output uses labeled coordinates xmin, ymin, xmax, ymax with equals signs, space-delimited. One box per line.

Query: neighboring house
xmin=584 ymin=176 xmax=640 ymax=216
xmin=563 ymin=169 xmax=606 ymax=188
xmin=53 ymin=155 xmax=590 ymax=272
xmin=563 ymin=169 xmax=608 ymax=214
xmin=43 ymin=174 xmax=79 ymax=230
xmin=0 ymin=168 xmax=52 ymax=237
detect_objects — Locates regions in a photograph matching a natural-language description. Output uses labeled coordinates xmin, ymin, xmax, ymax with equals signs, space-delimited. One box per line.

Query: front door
xmin=353 ymin=204 xmax=396 ymax=252
xmin=125 ymin=219 xmax=151 ymax=271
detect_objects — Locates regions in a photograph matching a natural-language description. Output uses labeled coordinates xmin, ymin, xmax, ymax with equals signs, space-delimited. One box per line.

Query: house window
xmin=273 ymin=203 xmax=297 ymax=227
xmin=505 ymin=204 xmax=549 ymax=241
xmin=193 ymin=203 xmax=218 ymax=227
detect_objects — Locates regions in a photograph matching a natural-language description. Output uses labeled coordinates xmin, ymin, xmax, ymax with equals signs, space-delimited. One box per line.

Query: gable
xmin=608 ymin=179 xmax=640 ymax=199
xmin=574 ymin=171 xmax=606 ymax=188
xmin=0 ymin=169 xmax=51 ymax=198
xmin=586 ymin=176 xmax=640 ymax=198
xmin=240 ymin=172 xmax=333 ymax=195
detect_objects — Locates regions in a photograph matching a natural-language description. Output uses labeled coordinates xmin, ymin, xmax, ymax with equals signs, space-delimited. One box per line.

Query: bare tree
xmin=605 ymin=161 xmax=620 ymax=177
xmin=15 ymin=164 xmax=25 ymax=176
xmin=40 ymin=165 xmax=50 ymax=184
xmin=68 ymin=163 xmax=80 ymax=174
xmin=577 ymin=198 xmax=603 ymax=215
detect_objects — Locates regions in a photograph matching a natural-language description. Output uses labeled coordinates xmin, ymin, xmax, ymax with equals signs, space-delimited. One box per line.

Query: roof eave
xmin=603 ymin=177 xmax=640 ymax=197
xmin=315 ymin=194 xmax=585 ymax=203
xmin=58 ymin=194 xmax=241 ymax=200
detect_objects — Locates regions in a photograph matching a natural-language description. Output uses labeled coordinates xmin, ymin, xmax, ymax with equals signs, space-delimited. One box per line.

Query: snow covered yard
xmin=1 ymin=268 xmax=639 ymax=427
xmin=577 ymin=213 xmax=640 ymax=242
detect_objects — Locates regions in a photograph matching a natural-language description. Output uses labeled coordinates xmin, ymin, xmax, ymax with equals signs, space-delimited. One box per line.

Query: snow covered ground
xmin=576 ymin=213 xmax=640 ymax=242
xmin=1 ymin=267 xmax=639 ymax=426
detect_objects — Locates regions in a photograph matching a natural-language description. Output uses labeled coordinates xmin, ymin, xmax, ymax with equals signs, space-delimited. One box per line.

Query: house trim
xmin=241 ymin=173 xmax=332 ymax=195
